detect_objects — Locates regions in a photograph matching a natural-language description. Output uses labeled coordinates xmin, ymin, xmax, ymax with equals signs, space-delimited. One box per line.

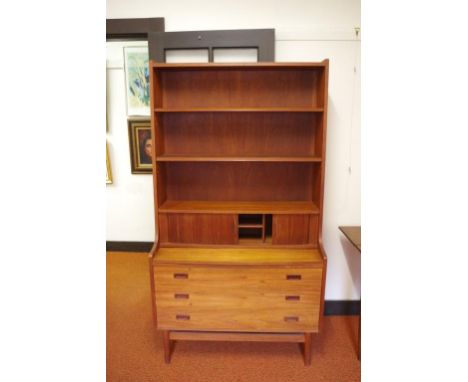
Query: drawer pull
xmin=173 ymin=273 xmax=188 ymax=279
xmin=284 ymin=316 xmax=299 ymax=322
xmin=174 ymin=293 xmax=189 ymax=299
xmin=285 ymin=295 xmax=300 ymax=301
xmin=176 ymin=314 xmax=190 ymax=321
xmin=286 ymin=274 xmax=302 ymax=280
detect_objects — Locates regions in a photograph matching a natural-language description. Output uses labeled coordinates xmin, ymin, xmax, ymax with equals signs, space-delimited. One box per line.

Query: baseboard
xmin=106 ymin=241 xmax=360 ymax=316
xmin=106 ymin=241 xmax=154 ymax=252
xmin=324 ymin=300 xmax=360 ymax=316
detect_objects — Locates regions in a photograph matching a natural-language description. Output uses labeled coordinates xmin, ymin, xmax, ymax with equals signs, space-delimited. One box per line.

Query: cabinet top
xmin=150 ymin=60 xmax=329 ymax=69
xmin=154 ymin=247 xmax=324 ymax=267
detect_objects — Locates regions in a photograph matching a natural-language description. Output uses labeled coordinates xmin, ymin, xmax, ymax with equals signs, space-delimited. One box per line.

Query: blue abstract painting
xmin=124 ymin=47 xmax=150 ymax=115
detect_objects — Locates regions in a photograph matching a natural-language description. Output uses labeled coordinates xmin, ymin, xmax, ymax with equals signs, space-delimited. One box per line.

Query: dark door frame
xmin=148 ymin=29 xmax=275 ymax=62
xmin=106 ymin=18 xmax=165 ymax=41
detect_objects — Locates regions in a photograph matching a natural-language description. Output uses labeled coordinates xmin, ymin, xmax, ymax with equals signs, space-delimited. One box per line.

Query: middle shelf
xmin=154 ymin=112 xmax=324 ymax=158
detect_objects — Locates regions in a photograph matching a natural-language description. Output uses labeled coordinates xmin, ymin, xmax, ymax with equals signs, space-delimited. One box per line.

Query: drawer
xmin=156 ymin=306 xmax=319 ymax=332
xmin=154 ymin=265 xmax=321 ymax=294
xmin=155 ymin=290 xmax=319 ymax=309
xmin=154 ymin=264 xmax=323 ymax=332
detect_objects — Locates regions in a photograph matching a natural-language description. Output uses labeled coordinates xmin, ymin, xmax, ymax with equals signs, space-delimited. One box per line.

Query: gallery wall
xmin=106 ymin=0 xmax=361 ymax=300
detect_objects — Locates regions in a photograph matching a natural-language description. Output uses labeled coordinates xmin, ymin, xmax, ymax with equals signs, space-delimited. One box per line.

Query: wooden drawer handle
xmin=285 ymin=295 xmax=300 ymax=301
xmin=173 ymin=273 xmax=188 ymax=279
xmin=284 ymin=316 xmax=299 ymax=322
xmin=176 ymin=314 xmax=190 ymax=321
xmin=174 ymin=293 xmax=189 ymax=299
xmin=286 ymin=274 xmax=302 ymax=280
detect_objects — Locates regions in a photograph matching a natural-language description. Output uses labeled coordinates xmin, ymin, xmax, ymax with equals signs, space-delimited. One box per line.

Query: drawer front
xmin=154 ymin=265 xmax=322 ymax=332
xmin=155 ymin=265 xmax=320 ymax=293
xmin=156 ymin=291 xmax=319 ymax=309
xmin=156 ymin=306 xmax=319 ymax=332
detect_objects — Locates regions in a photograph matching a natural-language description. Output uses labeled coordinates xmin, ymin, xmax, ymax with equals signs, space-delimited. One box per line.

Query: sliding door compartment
xmin=167 ymin=213 xmax=237 ymax=244
xmin=272 ymin=215 xmax=310 ymax=245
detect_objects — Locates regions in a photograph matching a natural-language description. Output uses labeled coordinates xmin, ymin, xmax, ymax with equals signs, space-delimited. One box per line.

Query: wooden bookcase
xmin=148 ymin=61 xmax=329 ymax=365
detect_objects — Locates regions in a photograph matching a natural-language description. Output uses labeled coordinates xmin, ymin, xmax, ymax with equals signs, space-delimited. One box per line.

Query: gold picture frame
xmin=128 ymin=118 xmax=152 ymax=174
xmin=106 ymin=142 xmax=113 ymax=184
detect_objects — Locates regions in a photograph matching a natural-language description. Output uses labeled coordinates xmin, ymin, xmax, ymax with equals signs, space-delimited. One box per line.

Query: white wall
xmin=106 ymin=0 xmax=361 ymax=300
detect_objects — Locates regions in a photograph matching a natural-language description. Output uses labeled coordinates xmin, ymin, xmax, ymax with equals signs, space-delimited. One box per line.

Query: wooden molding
xmin=324 ymin=300 xmax=360 ymax=316
xmin=106 ymin=241 xmax=154 ymax=252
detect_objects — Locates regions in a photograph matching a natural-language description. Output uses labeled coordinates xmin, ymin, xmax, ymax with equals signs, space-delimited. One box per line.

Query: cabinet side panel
xmin=308 ymin=215 xmax=319 ymax=247
xmin=167 ymin=214 xmax=237 ymax=244
xmin=156 ymin=163 xmax=167 ymax=206
xmin=158 ymin=213 xmax=169 ymax=243
xmin=272 ymin=214 xmax=310 ymax=244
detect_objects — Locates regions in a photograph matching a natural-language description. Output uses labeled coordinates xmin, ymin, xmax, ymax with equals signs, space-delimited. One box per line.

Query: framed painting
xmin=124 ymin=46 xmax=150 ymax=116
xmin=106 ymin=142 xmax=113 ymax=184
xmin=128 ymin=118 xmax=152 ymax=174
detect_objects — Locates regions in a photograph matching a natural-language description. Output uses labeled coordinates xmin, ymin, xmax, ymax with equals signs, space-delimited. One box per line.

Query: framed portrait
xmin=128 ymin=118 xmax=153 ymax=174
xmin=124 ymin=46 xmax=150 ymax=116
xmin=106 ymin=142 xmax=113 ymax=184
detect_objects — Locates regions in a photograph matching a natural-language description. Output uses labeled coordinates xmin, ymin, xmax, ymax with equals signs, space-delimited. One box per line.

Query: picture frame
xmin=106 ymin=142 xmax=113 ymax=184
xmin=124 ymin=46 xmax=150 ymax=116
xmin=128 ymin=118 xmax=153 ymax=174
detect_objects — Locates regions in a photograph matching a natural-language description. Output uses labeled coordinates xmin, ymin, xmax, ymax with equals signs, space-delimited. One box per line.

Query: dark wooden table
xmin=339 ymin=226 xmax=361 ymax=252
xmin=339 ymin=226 xmax=361 ymax=360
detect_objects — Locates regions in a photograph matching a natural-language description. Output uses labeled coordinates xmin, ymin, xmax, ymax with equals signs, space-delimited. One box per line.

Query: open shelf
xmin=156 ymin=156 xmax=322 ymax=162
xmin=157 ymin=162 xmax=319 ymax=203
xmin=156 ymin=112 xmax=323 ymax=158
xmin=238 ymin=237 xmax=273 ymax=246
xmin=153 ymin=66 xmax=326 ymax=109
xmin=159 ymin=200 xmax=319 ymax=214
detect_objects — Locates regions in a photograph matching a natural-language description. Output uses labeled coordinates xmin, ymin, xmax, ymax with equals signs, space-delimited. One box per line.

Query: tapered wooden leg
xmin=304 ymin=333 xmax=312 ymax=366
xmin=163 ymin=331 xmax=171 ymax=364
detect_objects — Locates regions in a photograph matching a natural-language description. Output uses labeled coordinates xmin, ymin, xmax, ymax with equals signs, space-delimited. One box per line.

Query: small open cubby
xmin=238 ymin=214 xmax=272 ymax=244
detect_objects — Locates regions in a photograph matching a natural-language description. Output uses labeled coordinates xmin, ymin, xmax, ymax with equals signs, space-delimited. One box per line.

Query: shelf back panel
xmin=159 ymin=162 xmax=317 ymax=202
xmin=156 ymin=68 xmax=325 ymax=108
xmin=158 ymin=112 xmax=319 ymax=157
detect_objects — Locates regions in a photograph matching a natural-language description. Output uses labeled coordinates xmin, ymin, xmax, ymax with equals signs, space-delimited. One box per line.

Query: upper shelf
xmin=154 ymin=107 xmax=324 ymax=113
xmin=159 ymin=200 xmax=319 ymax=214
xmin=156 ymin=156 xmax=322 ymax=162
xmin=152 ymin=64 xmax=326 ymax=110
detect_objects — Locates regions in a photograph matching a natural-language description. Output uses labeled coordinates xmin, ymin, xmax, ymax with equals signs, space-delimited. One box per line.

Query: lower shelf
xmin=162 ymin=330 xmax=314 ymax=365
xmin=169 ymin=330 xmax=305 ymax=343
xmin=159 ymin=200 xmax=319 ymax=214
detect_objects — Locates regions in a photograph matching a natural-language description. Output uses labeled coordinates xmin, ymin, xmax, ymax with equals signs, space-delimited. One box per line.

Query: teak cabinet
xmin=148 ymin=61 xmax=329 ymax=366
